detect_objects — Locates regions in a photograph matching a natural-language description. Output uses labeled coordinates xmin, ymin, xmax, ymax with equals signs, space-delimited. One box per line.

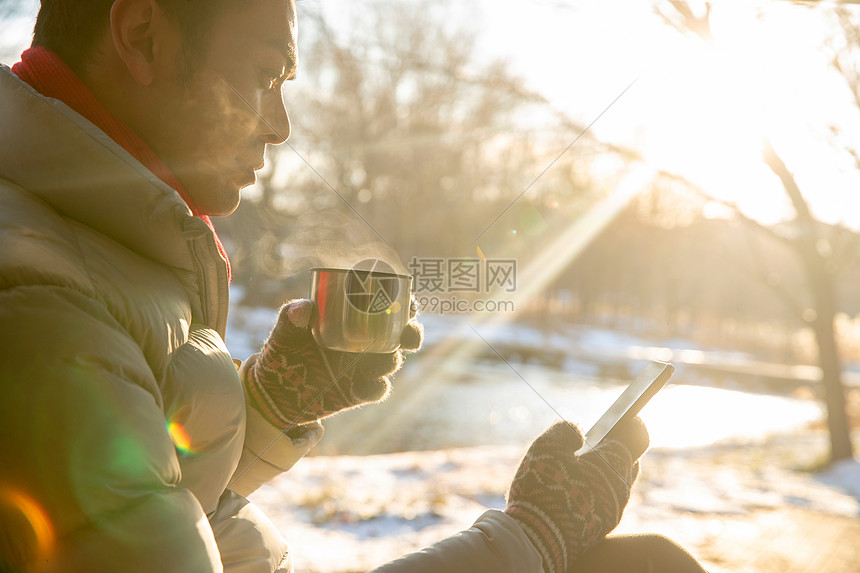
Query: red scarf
xmin=12 ymin=46 xmax=231 ymax=281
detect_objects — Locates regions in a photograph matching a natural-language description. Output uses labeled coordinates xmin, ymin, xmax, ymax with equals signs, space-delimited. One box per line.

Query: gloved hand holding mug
xmin=505 ymin=417 xmax=649 ymax=573
xmin=243 ymin=298 xmax=423 ymax=429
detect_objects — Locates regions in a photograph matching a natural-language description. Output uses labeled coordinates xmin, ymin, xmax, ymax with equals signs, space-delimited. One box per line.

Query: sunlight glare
xmin=333 ymin=167 xmax=654 ymax=453
xmin=641 ymin=385 xmax=822 ymax=449
xmin=635 ymin=4 xmax=855 ymax=227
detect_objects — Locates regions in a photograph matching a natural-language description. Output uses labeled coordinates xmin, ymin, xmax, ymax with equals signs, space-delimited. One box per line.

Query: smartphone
xmin=575 ymin=361 xmax=674 ymax=456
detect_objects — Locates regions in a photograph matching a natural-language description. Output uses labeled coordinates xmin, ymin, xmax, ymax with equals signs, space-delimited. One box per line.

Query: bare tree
xmin=655 ymin=0 xmax=856 ymax=462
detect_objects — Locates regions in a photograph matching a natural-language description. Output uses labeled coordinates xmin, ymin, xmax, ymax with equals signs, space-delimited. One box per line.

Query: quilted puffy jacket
xmin=0 ymin=64 xmax=325 ymax=572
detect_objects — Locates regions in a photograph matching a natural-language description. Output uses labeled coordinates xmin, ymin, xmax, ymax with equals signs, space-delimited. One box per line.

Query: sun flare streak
xmin=336 ymin=166 xmax=655 ymax=453
xmin=0 ymin=487 xmax=55 ymax=565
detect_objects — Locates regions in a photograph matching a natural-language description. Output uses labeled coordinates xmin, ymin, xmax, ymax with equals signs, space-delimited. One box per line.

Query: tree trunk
xmin=763 ymin=140 xmax=854 ymax=462
xmin=655 ymin=0 xmax=857 ymax=465
xmin=802 ymin=246 xmax=854 ymax=462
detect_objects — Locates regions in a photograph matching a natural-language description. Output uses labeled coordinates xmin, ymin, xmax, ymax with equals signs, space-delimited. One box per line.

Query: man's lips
xmin=238 ymin=157 xmax=264 ymax=171
xmin=235 ymin=156 xmax=265 ymax=179
xmin=231 ymin=160 xmax=262 ymax=186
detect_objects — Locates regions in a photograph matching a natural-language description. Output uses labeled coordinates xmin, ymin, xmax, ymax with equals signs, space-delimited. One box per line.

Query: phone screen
xmin=576 ymin=361 xmax=674 ymax=456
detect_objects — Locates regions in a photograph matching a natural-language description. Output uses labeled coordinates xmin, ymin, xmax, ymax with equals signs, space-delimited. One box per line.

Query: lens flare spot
xmin=167 ymin=422 xmax=193 ymax=455
xmin=0 ymin=487 xmax=55 ymax=564
xmin=106 ymin=433 xmax=151 ymax=478
xmin=520 ymin=205 xmax=548 ymax=236
xmin=388 ymin=301 xmax=402 ymax=314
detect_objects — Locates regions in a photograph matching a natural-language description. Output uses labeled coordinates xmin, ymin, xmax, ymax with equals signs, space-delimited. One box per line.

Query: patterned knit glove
xmin=244 ymin=298 xmax=423 ymax=429
xmin=505 ymin=417 xmax=649 ymax=573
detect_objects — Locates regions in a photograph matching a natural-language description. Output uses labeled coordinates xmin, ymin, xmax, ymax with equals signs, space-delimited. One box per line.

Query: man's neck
xmin=12 ymin=46 xmax=199 ymax=214
xmin=11 ymin=46 xmax=232 ymax=280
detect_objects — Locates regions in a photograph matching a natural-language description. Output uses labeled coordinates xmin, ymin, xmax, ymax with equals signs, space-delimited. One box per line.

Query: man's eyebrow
xmin=264 ymin=39 xmax=298 ymax=78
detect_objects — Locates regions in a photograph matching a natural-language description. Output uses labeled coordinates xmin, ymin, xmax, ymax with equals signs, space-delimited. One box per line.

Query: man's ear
xmin=110 ymin=0 xmax=177 ymax=86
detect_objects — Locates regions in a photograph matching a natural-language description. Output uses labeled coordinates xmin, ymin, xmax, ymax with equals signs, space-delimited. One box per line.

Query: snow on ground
xmin=249 ymin=432 xmax=860 ymax=573
xmin=227 ymin=299 xmax=860 ymax=572
xmin=250 ymin=447 xmax=518 ymax=572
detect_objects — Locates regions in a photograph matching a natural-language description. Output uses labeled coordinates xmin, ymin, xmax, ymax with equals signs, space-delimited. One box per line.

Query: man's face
xmin=149 ymin=0 xmax=296 ymax=216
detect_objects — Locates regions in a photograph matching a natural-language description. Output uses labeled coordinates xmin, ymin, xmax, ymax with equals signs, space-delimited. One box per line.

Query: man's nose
xmin=261 ymin=89 xmax=291 ymax=145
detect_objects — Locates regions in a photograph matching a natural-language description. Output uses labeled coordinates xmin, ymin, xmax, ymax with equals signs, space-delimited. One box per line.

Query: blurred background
xmin=4 ymin=1 xmax=860 ymax=571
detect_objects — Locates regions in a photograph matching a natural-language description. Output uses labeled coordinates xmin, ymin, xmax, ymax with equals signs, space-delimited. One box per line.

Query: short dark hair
xmin=31 ymin=0 xmax=234 ymax=81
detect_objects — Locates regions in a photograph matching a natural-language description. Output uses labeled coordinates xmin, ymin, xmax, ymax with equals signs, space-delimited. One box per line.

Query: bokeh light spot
xmin=0 ymin=487 xmax=55 ymax=566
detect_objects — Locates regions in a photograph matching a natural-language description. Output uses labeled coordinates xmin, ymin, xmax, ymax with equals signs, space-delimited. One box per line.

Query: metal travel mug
xmin=309 ymin=267 xmax=413 ymax=354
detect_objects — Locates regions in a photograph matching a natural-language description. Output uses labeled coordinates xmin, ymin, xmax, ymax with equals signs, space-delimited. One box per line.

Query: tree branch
xmin=654 ymin=1 xmax=713 ymax=41
xmin=648 ymin=169 xmax=807 ymax=317
xmin=763 ymin=139 xmax=817 ymax=231
xmin=655 ymin=169 xmax=796 ymax=248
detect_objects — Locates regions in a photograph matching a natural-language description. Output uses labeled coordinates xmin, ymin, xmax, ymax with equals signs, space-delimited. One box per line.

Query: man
xmin=0 ymin=1 xmax=707 ymax=571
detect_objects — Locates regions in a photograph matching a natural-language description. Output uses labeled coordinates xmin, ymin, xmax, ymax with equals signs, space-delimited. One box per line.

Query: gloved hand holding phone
xmin=505 ymin=417 xmax=649 ymax=573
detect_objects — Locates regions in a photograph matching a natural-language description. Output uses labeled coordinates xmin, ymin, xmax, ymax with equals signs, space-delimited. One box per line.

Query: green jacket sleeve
xmin=0 ymin=285 xmax=223 ymax=572
xmin=370 ymin=510 xmax=545 ymax=573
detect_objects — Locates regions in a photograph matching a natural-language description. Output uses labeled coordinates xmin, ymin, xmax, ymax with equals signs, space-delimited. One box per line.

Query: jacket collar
xmin=0 ymin=65 xmax=229 ymax=333
xmin=0 ymin=64 xmax=211 ymax=267
xmin=11 ymin=47 xmax=201 ymax=211
xmin=9 ymin=47 xmax=230 ymax=281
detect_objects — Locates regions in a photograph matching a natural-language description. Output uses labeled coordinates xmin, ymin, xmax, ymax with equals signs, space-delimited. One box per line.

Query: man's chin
xmin=177 ymin=170 xmax=245 ymax=217
xmin=206 ymin=194 xmax=242 ymax=217
xmin=190 ymin=185 xmax=242 ymax=218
